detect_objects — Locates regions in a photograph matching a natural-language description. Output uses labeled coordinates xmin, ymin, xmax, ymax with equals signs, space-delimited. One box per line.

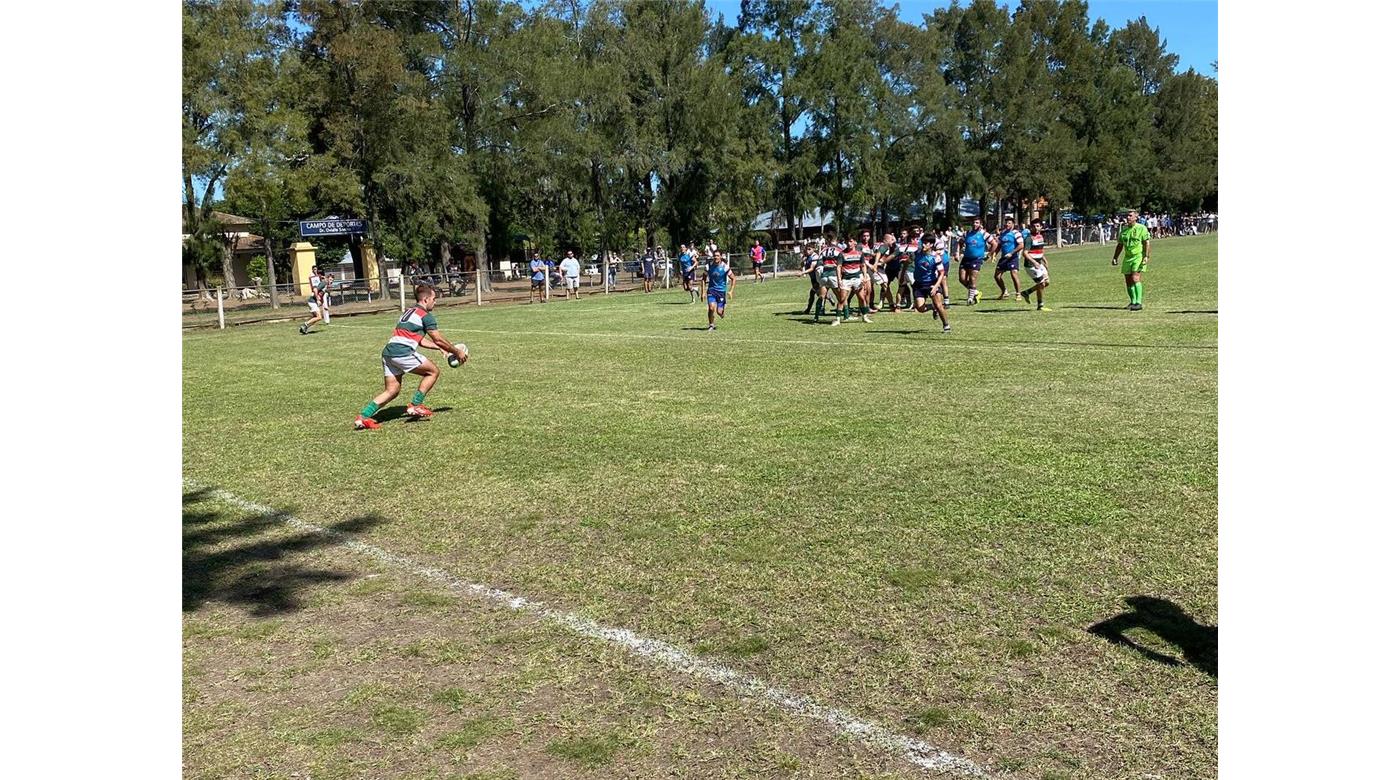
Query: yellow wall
xmin=291 ymin=242 xmax=318 ymax=296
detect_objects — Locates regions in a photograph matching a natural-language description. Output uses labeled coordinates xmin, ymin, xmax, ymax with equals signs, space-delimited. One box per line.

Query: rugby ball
xmin=447 ymin=343 xmax=469 ymax=368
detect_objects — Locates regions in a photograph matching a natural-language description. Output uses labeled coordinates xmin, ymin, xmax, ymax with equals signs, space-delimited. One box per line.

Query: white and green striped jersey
xmin=384 ymin=306 xmax=440 ymax=358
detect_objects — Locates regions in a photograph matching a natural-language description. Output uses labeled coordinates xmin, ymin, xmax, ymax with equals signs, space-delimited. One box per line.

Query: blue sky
xmin=705 ymin=0 xmax=1218 ymax=75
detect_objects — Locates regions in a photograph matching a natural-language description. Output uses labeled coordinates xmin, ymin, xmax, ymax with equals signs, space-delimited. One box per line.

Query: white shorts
xmin=307 ymin=299 xmax=320 ymax=314
xmin=382 ymin=351 xmax=428 ymax=377
xmin=564 ymin=275 xmax=579 ymax=290
xmin=1027 ymin=263 xmax=1048 ymax=282
xmin=820 ymin=275 xmax=840 ymax=291
xmin=840 ymin=277 xmax=862 ymax=292
xmin=871 ymin=271 xmax=888 ymax=285
xmin=902 ymin=270 xmax=915 ymax=284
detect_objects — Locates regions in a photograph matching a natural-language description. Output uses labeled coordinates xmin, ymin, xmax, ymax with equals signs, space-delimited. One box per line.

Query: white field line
xmin=186 ymin=480 xmax=989 ymax=777
xmin=327 ymin=321 xmax=1211 ymax=355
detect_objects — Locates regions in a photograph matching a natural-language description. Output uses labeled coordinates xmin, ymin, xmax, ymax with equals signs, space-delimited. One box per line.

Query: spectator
xmin=642 ymin=246 xmax=657 ymax=293
xmin=529 ymin=252 xmax=547 ymax=303
xmin=559 ymin=250 xmax=581 ymax=299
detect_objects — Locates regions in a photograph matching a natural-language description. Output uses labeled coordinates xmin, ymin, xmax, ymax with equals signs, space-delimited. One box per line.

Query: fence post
xmin=476 ymin=268 xmax=483 ymax=306
xmin=216 ymin=287 xmax=225 ymax=330
xmin=545 ymin=269 xmax=551 ymax=302
xmin=399 ymin=277 xmax=406 ymax=311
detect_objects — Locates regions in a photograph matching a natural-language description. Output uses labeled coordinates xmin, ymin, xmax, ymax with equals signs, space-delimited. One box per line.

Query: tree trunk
xmin=220 ymin=238 xmax=237 ymax=293
xmin=267 ymin=238 xmax=280 ymax=309
xmin=475 ymin=229 xmax=491 ymax=291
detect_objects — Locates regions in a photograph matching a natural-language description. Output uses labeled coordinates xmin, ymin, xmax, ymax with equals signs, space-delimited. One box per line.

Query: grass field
xmin=183 ymin=233 xmax=1218 ymax=779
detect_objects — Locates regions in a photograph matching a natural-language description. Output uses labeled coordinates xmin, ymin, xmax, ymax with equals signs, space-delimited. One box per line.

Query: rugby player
xmin=960 ymin=218 xmax=996 ymax=305
xmin=353 ymin=285 xmax=468 ymax=430
xmin=1019 ymin=219 xmax=1051 ymax=310
xmin=833 ymin=237 xmax=872 ymax=325
xmin=912 ymin=236 xmax=951 ymax=332
xmin=706 ymin=252 xmax=736 ymax=330
xmin=679 ymin=243 xmax=699 ymax=303
xmin=299 ymin=264 xmax=330 ymax=335
xmin=994 ymin=215 xmax=1024 ymax=300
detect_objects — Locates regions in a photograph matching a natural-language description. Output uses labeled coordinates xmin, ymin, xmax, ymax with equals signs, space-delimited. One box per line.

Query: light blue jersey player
xmin=959 ymin=218 xmax=996 ymax=305
xmin=705 ymin=254 xmax=736 ymax=331
xmin=995 ymin=216 xmax=1024 ymax=300
xmin=679 ymin=244 xmax=699 ymax=303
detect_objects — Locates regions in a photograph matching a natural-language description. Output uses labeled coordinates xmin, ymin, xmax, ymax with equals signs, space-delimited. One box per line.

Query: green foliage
xmin=245 ymin=255 xmax=268 ymax=282
xmin=185 ymin=0 xmax=1215 ymax=276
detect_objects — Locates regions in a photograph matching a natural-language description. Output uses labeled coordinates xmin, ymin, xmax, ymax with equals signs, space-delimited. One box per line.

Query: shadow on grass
xmin=373 ymin=405 xmax=454 ymax=424
xmin=1088 ymin=596 xmax=1217 ymax=677
xmin=183 ymin=489 xmax=384 ymax=617
xmin=1169 ymin=310 xmax=1218 ymax=315
xmin=1062 ymin=304 xmax=1129 ymax=311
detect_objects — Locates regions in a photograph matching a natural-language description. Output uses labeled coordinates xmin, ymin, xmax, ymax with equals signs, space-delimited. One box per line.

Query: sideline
xmin=184 ymin=480 xmax=990 ymax=777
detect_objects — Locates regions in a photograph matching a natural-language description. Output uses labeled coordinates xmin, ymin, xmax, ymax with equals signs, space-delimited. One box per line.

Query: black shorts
xmin=913 ymin=284 xmax=935 ymax=300
xmin=531 ymin=278 xmax=544 ymax=289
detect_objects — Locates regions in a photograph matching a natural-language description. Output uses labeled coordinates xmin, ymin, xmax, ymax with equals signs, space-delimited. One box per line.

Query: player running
xmin=679 ymin=243 xmax=699 ymax=303
xmin=960 ymin=218 xmax=996 ymax=305
xmin=912 ymin=236 xmax=951 ymax=332
xmin=299 ymin=265 xmax=330 ymax=335
xmin=353 ymin=285 xmax=468 ymax=430
xmin=1112 ymin=209 xmax=1151 ymax=310
xmin=994 ymin=215 xmax=1024 ymax=301
xmin=749 ymin=239 xmax=766 ymax=283
xmin=706 ymin=253 xmax=736 ymax=330
xmin=1019 ymin=219 xmax=1051 ymax=310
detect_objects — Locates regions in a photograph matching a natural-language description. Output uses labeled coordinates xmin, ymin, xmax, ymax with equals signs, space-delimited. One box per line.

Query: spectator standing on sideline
xmin=529 ymin=252 xmax=547 ymax=303
xmin=750 ymin=239 xmax=766 ymax=283
xmin=559 ymin=250 xmax=581 ymax=300
xmin=642 ymin=247 xmax=657 ymax=293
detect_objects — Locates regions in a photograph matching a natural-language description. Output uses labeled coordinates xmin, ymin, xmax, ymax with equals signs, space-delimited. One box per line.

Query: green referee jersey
xmin=1118 ymin=223 xmax=1150 ymax=263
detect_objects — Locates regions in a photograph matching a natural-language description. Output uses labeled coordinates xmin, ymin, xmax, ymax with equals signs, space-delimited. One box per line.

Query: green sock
xmin=859 ymin=303 xmax=867 ymax=315
xmin=1133 ymin=282 xmax=1143 ymax=304
xmin=843 ymin=304 xmax=851 ymax=318
xmin=360 ymin=401 xmax=379 ymax=418
xmin=411 ymin=390 xmax=426 ymax=405
xmin=1128 ymin=283 xmax=1136 ymax=304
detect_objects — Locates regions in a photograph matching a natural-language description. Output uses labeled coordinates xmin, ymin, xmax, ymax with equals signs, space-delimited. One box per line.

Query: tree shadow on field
xmin=183 ymin=489 xmax=384 ymax=617
xmin=1088 ymin=596 xmax=1217 ymax=677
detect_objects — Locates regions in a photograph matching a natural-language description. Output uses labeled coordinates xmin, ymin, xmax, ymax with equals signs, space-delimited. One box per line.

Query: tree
xmin=183 ymin=0 xmax=285 ymax=291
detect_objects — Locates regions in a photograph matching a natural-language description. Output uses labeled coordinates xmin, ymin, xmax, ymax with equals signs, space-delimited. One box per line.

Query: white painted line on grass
xmin=186 ymin=480 xmax=989 ymax=777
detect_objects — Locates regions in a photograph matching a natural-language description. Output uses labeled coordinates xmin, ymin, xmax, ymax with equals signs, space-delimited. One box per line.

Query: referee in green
xmin=1112 ymin=209 xmax=1151 ymax=311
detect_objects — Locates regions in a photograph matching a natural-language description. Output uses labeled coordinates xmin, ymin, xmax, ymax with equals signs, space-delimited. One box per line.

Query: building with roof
xmin=181 ymin=209 xmax=268 ymax=289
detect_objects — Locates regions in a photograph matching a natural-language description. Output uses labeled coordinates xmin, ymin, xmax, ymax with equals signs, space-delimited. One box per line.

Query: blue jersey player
xmin=994 ymin=215 xmax=1024 ymax=300
xmin=960 ymin=218 xmax=996 ymax=305
xmin=912 ymin=237 xmax=951 ymax=332
xmin=705 ymin=253 xmax=736 ymax=331
xmin=679 ymin=244 xmax=698 ymax=303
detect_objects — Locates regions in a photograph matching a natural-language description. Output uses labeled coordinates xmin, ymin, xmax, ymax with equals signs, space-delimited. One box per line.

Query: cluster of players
xmin=670 ymin=215 xmax=1053 ymax=334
